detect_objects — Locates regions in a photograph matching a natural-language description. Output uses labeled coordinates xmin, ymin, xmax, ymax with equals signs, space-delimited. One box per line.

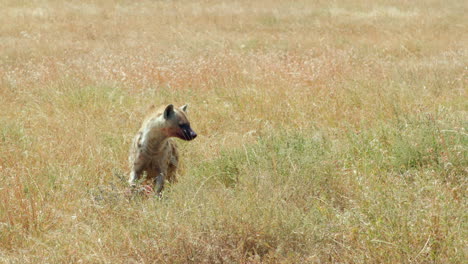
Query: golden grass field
xmin=0 ymin=0 xmax=467 ymax=263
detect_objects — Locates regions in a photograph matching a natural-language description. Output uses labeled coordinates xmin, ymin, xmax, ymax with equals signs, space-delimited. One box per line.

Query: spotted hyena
xmin=128 ymin=104 xmax=197 ymax=194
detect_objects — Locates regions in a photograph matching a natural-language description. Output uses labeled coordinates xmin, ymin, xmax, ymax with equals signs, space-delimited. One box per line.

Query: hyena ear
xmin=163 ymin=104 xmax=174 ymax=119
xmin=180 ymin=104 xmax=188 ymax=113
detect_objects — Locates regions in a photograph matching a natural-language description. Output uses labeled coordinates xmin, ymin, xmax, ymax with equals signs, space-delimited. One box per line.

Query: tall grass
xmin=1 ymin=0 xmax=466 ymax=263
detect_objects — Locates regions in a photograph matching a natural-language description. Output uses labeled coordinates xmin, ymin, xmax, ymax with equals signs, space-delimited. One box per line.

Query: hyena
xmin=128 ymin=104 xmax=197 ymax=194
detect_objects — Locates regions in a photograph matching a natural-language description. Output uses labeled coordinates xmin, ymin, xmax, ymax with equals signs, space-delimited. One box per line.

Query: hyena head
xmin=161 ymin=104 xmax=197 ymax=141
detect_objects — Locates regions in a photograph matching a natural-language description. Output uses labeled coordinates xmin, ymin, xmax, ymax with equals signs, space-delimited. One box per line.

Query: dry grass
xmin=0 ymin=0 xmax=467 ymax=263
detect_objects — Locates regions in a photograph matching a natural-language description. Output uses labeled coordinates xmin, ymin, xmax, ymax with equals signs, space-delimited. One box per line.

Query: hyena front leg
xmin=128 ymin=133 xmax=146 ymax=186
xmin=155 ymin=173 xmax=165 ymax=194
xmin=129 ymin=151 xmax=149 ymax=186
xmin=129 ymin=168 xmax=142 ymax=186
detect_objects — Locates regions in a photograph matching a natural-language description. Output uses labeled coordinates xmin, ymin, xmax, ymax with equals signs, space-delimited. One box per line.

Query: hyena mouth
xmin=181 ymin=129 xmax=197 ymax=141
xmin=178 ymin=123 xmax=197 ymax=141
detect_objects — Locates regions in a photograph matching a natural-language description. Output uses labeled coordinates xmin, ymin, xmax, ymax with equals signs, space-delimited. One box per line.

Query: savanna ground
xmin=0 ymin=0 xmax=467 ymax=263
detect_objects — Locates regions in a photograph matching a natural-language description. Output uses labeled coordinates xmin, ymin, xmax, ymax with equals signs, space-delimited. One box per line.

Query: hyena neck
xmin=145 ymin=134 xmax=169 ymax=153
xmin=140 ymin=122 xmax=169 ymax=156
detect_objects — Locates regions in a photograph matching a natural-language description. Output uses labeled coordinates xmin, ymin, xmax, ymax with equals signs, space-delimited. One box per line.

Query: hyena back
xmin=128 ymin=104 xmax=197 ymax=194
